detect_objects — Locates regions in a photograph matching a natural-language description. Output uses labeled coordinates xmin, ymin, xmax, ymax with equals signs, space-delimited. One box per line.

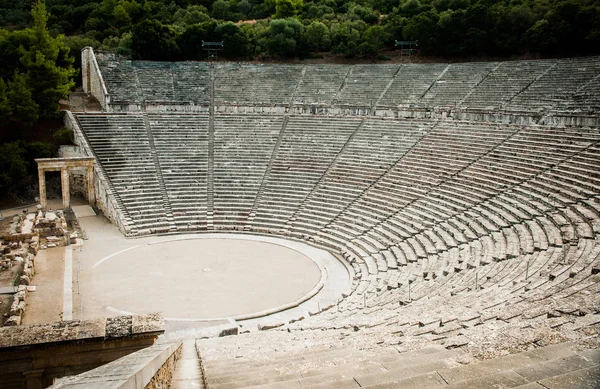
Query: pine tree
xmin=8 ymin=72 xmax=39 ymax=125
xmin=0 ymin=79 xmax=11 ymax=124
xmin=19 ymin=0 xmax=76 ymax=118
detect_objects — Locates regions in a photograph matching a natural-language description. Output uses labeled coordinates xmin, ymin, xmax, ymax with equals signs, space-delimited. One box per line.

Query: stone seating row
xmin=509 ymin=56 xmax=600 ymax=110
xmin=461 ymin=59 xmax=557 ymax=109
xmin=147 ymin=114 xmax=210 ymax=230
xmin=334 ymin=64 xmax=399 ymax=107
xmin=213 ymin=115 xmax=284 ymax=228
xmin=97 ymin=54 xmax=600 ymax=113
xmin=77 ymin=113 xmax=599 ymax=336
xmin=421 ymin=62 xmax=498 ymax=108
xmin=77 ymin=114 xmax=171 ymax=231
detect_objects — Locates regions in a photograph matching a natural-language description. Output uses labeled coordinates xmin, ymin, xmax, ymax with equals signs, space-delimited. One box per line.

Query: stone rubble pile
xmin=0 ymin=207 xmax=73 ymax=326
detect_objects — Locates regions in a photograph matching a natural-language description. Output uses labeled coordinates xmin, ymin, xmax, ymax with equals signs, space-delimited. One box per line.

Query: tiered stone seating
xmin=379 ymin=63 xmax=447 ymax=106
xmin=97 ymin=55 xmax=140 ymax=103
xmin=287 ymin=118 xmax=430 ymax=239
xmin=96 ymin=54 xmax=211 ymax=106
xmin=249 ymin=116 xmax=360 ymax=231
xmin=213 ymin=115 xmax=284 ymax=229
xmin=213 ymin=63 xmax=255 ymax=105
xmin=77 ymin=56 xmax=600 ymax=383
xmin=147 ymin=113 xmax=210 ymax=231
xmin=509 ymin=56 xmax=600 ymax=110
xmin=571 ymin=73 xmax=600 ymax=110
xmin=292 ymin=65 xmax=347 ymax=106
xmin=171 ymin=62 xmax=211 ymax=104
xmin=98 ymin=56 xmax=600 ymax=115
xmin=76 ymin=113 xmax=170 ymax=233
xmin=460 ymin=59 xmax=556 ymax=109
xmin=335 ymin=64 xmax=399 ymax=107
xmin=214 ymin=63 xmax=303 ymax=105
xmin=134 ymin=61 xmax=176 ymax=102
xmin=421 ymin=62 xmax=498 ymax=107
xmin=197 ymin=328 xmax=600 ymax=389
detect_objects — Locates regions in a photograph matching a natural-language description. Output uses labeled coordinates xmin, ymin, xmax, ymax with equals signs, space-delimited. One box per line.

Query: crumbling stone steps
xmin=199 ymin=340 xmax=600 ymax=389
xmin=202 ymin=345 xmax=454 ymax=389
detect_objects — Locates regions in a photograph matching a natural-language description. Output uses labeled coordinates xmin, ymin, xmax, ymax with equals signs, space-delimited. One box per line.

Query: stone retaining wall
xmin=81 ymin=47 xmax=109 ymax=110
xmin=49 ymin=340 xmax=181 ymax=389
xmin=144 ymin=345 xmax=181 ymax=389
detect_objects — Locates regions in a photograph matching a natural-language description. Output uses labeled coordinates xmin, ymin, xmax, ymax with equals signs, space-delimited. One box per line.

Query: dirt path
xmin=21 ymin=246 xmax=65 ymax=324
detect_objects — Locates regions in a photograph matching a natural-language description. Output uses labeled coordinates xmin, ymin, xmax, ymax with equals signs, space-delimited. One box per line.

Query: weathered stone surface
xmin=4 ymin=315 xmax=21 ymax=326
xmin=131 ymin=312 xmax=164 ymax=335
xmin=0 ymin=314 xmax=164 ymax=348
xmin=19 ymin=275 xmax=30 ymax=285
xmin=219 ymin=326 xmax=239 ymax=337
xmin=106 ymin=315 xmax=133 ymax=338
xmin=48 ymin=339 xmax=181 ymax=389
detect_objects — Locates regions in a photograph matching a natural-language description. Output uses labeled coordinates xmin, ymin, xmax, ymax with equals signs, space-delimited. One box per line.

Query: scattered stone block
xmin=4 ymin=315 xmax=21 ymax=326
xmin=219 ymin=327 xmax=238 ymax=337
xmin=19 ymin=275 xmax=30 ymax=285
xmin=258 ymin=322 xmax=284 ymax=331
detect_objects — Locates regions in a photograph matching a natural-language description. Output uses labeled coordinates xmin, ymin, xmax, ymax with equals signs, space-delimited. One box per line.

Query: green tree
xmin=400 ymin=0 xmax=423 ymax=17
xmin=237 ymin=0 xmax=252 ymax=18
xmin=131 ymin=19 xmax=179 ymax=60
xmin=359 ymin=25 xmax=389 ymax=56
xmin=178 ymin=21 xmax=218 ymax=59
xmin=211 ymin=0 xmax=232 ymax=20
xmin=274 ymin=0 xmax=303 ymax=19
xmin=8 ymin=72 xmax=38 ymax=125
xmin=331 ymin=20 xmax=366 ymax=57
xmin=403 ymin=11 xmax=439 ymax=54
xmin=302 ymin=21 xmax=331 ymax=52
xmin=216 ymin=22 xmax=251 ymax=58
xmin=267 ymin=18 xmax=304 ymax=56
xmin=0 ymin=78 xmax=11 ymax=124
xmin=0 ymin=141 xmax=27 ymax=194
xmin=19 ymin=0 xmax=76 ymax=118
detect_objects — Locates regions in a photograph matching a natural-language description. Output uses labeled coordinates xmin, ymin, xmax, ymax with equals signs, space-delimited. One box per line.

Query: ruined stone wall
xmin=81 ymin=47 xmax=109 ymax=111
xmin=68 ymin=169 xmax=87 ymax=199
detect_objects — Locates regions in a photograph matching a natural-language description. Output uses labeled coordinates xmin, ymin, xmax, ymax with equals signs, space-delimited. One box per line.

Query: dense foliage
xmin=0 ymin=0 xmax=599 ymax=202
xmin=2 ymin=0 xmax=599 ymax=61
xmin=0 ymin=0 xmax=76 ymax=124
xmin=0 ymin=1 xmax=73 ymax=201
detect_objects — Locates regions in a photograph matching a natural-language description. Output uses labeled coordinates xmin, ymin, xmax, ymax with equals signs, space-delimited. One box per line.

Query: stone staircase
xmin=194 ymin=337 xmax=600 ymax=389
xmin=170 ymin=339 xmax=206 ymax=389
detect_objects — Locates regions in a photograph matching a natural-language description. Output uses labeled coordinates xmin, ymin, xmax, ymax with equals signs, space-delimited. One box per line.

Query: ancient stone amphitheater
xmin=56 ymin=49 xmax=600 ymax=388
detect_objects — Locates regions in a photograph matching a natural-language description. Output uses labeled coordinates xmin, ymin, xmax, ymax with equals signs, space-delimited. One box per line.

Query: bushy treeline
xmin=0 ymin=1 xmax=74 ymax=200
xmin=2 ymin=0 xmax=599 ymax=60
xmin=0 ymin=1 xmax=75 ymax=125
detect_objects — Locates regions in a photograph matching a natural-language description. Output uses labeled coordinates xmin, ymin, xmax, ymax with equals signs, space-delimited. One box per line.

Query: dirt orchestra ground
xmin=70 ymin=210 xmax=350 ymax=329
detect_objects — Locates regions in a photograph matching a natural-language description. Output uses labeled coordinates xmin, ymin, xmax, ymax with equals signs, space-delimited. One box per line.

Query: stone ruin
xmin=0 ymin=313 xmax=165 ymax=388
xmin=0 ymin=207 xmax=79 ymax=327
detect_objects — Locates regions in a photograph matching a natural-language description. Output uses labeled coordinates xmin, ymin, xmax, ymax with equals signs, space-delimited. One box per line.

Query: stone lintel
xmin=35 ymin=157 xmax=94 ymax=171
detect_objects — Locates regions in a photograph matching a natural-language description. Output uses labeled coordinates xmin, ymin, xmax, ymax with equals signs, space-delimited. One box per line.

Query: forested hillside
xmin=0 ymin=1 xmax=73 ymax=201
xmin=0 ymin=0 xmax=599 ymax=203
xmin=2 ymin=0 xmax=600 ymax=61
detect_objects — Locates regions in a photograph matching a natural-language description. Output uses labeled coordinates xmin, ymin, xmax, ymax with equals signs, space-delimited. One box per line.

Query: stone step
xmin=354 ymin=349 xmax=465 ymax=387
xmin=535 ymin=364 xmax=600 ymax=389
xmin=170 ymin=340 xmax=204 ymax=389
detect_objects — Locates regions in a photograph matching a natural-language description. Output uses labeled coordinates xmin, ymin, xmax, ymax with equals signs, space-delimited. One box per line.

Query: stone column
xmin=23 ymin=369 xmax=44 ymax=389
xmin=61 ymin=168 xmax=70 ymax=209
xmin=87 ymin=163 xmax=95 ymax=205
xmin=38 ymin=168 xmax=46 ymax=209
